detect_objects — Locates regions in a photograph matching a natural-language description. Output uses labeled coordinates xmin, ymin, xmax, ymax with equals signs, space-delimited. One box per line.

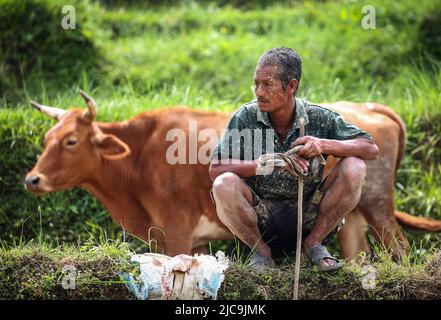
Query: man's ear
xmin=289 ymin=79 xmax=298 ymax=95
xmin=92 ymin=134 xmax=131 ymax=160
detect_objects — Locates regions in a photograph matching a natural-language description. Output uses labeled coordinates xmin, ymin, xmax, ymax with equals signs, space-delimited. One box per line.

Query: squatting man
xmin=208 ymin=47 xmax=379 ymax=271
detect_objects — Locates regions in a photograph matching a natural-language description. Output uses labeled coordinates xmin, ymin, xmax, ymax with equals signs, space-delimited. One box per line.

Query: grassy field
xmin=1 ymin=239 xmax=441 ymax=299
xmin=1 ymin=0 xmax=441 ymax=299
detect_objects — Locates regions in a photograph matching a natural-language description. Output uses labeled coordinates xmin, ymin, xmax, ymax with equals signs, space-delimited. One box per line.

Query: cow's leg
xmin=124 ymin=223 xmax=169 ymax=255
xmin=163 ymin=240 xmax=194 ymax=257
xmin=157 ymin=225 xmax=195 ymax=256
xmin=192 ymin=245 xmax=208 ymax=254
xmin=211 ymin=172 xmax=274 ymax=264
xmin=303 ymin=157 xmax=367 ymax=267
xmin=358 ymin=197 xmax=408 ymax=261
xmin=357 ymin=159 xmax=409 ymax=261
xmin=338 ymin=208 xmax=371 ymax=261
xmin=117 ymin=217 xmax=168 ymax=252
xmin=125 ymin=219 xmax=194 ymax=256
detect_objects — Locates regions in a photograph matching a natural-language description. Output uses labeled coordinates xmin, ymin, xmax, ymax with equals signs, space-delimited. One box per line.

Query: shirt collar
xmin=256 ymin=97 xmax=309 ymax=129
xmin=256 ymin=102 xmax=272 ymax=127
xmin=292 ymin=97 xmax=310 ymax=129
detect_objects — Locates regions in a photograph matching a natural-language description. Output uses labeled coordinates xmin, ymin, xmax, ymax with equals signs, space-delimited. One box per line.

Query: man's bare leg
xmin=303 ymin=157 xmax=367 ymax=267
xmin=212 ymin=172 xmax=275 ymax=265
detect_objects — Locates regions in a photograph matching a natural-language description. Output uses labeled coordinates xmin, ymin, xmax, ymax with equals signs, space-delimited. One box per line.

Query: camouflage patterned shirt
xmin=211 ymin=98 xmax=373 ymax=200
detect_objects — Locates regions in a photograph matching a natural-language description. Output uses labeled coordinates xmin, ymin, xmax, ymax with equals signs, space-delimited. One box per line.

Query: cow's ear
xmin=92 ymin=134 xmax=131 ymax=160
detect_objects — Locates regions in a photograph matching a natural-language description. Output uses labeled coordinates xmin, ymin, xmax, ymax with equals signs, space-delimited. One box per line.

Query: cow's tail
xmin=365 ymin=103 xmax=406 ymax=174
xmin=394 ymin=210 xmax=441 ymax=232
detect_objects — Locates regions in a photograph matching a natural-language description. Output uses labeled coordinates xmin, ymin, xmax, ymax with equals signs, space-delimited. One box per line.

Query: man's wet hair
xmin=257 ymin=47 xmax=302 ymax=96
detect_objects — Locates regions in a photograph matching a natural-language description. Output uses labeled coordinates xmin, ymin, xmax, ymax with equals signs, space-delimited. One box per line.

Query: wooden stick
xmin=293 ymin=117 xmax=305 ymax=300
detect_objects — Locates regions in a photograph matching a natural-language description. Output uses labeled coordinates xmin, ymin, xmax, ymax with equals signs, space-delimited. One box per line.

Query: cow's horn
xmin=30 ymin=101 xmax=66 ymax=120
xmin=80 ymin=90 xmax=97 ymax=123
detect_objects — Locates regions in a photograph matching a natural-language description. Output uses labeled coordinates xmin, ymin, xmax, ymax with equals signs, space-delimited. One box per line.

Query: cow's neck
xmin=82 ymin=159 xmax=140 ymax=225
xmin=81 ymin=117 xmax=156 ymax=230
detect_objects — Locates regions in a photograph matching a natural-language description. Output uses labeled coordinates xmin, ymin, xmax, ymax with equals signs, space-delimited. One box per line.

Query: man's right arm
xmin=208 ymin=160 xmax=258 ymax=181
xmin=209 ymin=111 xmax=260 ymax=181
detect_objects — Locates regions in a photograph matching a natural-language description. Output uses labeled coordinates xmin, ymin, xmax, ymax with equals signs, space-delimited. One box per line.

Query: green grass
xmin=1 ymin=239 xmax=441 ymax=299
xmin=0 ymin=239 xmax=136 ymax=299
xmin=3 ymin=0 xmax=440 ymax=106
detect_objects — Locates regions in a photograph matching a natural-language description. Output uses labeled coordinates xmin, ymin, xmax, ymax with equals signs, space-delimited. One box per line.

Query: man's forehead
xmin=254 ymin=65 xmax=279 ymax=80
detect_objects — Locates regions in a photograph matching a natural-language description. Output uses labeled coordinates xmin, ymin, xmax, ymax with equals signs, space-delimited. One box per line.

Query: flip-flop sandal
xmin=306 ymin=244 xmax=344 ymax=272
xmin=248 ymin=252 xmax=275 ymax=272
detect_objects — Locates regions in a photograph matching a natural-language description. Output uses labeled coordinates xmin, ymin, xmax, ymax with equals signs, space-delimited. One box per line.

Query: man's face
xmin=253 ymin=65 xmax=294 ymax=112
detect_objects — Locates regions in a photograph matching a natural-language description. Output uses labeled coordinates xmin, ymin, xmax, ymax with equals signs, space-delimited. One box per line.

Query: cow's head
xmin=25 ymin=91 xmax=131 ymax=195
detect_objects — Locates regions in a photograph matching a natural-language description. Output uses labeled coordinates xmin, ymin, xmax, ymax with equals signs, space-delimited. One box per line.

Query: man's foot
xmin=248 ymin=252 xmax=275 ymax=272
xmin=304 ymin=244 xmax=344 ymax=272
xmin=303 ymin=239 xmax=337 ymax=268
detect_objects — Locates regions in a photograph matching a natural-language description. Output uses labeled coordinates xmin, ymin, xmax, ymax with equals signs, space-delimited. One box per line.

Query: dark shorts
xmin=210 ymin=182 xmax=343 ymax=259
xmin=249 ymin=186 xmax=341 ymax=259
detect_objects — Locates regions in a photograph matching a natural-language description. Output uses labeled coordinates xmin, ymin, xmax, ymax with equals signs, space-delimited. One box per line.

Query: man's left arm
xmin=292 ymin=136 xmax=379 ymax=160
xmin=291 ymin=111 xmax=379 ymax=160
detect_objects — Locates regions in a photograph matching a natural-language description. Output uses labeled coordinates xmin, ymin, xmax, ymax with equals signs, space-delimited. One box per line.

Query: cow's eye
xmin=64 ymin=137 xmax=77 ymax=148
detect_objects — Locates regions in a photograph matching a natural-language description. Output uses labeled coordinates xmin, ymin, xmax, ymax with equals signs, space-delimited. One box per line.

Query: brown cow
xmin=25 ymin=91 xmax=441 ymax=259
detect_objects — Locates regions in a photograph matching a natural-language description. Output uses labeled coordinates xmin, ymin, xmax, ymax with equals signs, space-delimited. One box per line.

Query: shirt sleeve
xmin=210 ymin=113 xmax=246 ymax=162
xmin=329 ymin=112 xmax=373 ymax=141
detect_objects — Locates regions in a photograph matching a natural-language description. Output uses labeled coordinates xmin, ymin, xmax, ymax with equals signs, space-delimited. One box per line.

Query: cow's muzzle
xmin=24 ymin=173 xmax=47 ymax=194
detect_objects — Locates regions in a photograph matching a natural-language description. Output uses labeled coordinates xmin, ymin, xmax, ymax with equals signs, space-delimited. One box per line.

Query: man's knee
xmin=339 ymin=157 xmax=367 ymax=190
xmin=212 ymin=172 xmax=242 ymax=201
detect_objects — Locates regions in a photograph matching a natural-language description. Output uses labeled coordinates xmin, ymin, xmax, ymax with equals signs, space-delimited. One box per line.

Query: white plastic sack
xmin=121 ymin=251 xmax=229 ymax=300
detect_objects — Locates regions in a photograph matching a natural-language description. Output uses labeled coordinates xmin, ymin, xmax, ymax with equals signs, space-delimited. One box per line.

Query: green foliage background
xmin=0 ymin=0 xmax=440 ymax=252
